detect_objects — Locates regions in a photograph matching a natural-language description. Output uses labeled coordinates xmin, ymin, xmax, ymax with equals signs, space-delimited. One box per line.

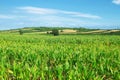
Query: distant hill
xmin=0 ymin=27 xmax=120 ymax=35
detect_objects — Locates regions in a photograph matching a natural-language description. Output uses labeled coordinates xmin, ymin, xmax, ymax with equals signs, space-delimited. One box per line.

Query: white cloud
xmin=17 ymin=6 xmax=101 ymax=19
xmin=0 ymin=14 xmax=25 ymax=19
xmin=18 ymin=7 xmax=58 ymax=14
xmin=112 ymin=0 xmax=120 ymax=5
xmin=62 ymin=11 xmax=101 ymax=19
xmin=0 ymin=6 xmax=102 ymax=30
xmin=25 ymin=15 xmax=100 ymax=27
xmin=0 ymin=14 xmax=14 ymax=19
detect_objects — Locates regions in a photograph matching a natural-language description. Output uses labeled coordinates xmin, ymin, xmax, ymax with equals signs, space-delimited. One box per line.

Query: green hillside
xmin=0 ymin=27 xmax=120 ymax=35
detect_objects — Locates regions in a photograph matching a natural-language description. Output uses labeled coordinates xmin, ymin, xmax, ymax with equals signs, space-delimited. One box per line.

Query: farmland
xmin=0 ymin=33 xmax=120 ymax=79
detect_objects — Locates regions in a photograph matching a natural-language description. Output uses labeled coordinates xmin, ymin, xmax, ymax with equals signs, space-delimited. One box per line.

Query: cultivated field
xmin=0 ymin=34 xmax=120 ymax=80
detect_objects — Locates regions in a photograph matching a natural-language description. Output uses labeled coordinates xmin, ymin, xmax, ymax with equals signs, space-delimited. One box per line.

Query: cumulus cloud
xmin=112 ymin=0 xmax=120 ymax=5
xmin=17 ymin=6 xmax=101 ymax=19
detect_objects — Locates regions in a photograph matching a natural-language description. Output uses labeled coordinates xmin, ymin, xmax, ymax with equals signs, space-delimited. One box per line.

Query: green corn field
xmin=0 ymin=34 xmax=120 ymax=80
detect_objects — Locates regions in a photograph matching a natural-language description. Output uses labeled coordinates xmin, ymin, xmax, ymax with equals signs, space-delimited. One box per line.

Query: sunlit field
xmin=0 ymin=34 xmax=120 ymax=80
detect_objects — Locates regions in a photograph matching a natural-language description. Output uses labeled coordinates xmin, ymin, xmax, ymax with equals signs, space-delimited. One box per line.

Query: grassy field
xmin=0 ymin=34 xmax=120 ymax=80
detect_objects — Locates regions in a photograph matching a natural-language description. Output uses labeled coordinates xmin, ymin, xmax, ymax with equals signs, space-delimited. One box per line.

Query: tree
xmin=52 ymin=29 xmax=59 ymax=36
xmin=19 ymin=29 xmax=23 ymax=35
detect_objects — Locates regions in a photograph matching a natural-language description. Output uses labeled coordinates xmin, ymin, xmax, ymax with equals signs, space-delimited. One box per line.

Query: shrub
xmin=60 ymin=30 xmax=63 ymax=32
xmin=47 ymin=31 xmax=49 ymax=34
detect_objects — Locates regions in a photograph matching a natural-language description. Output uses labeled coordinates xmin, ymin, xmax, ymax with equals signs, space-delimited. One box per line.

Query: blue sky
xmin=0 ymin=0 xmax=120 ymax=30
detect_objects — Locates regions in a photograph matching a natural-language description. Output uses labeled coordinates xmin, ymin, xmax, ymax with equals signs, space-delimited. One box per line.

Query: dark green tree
xmin=52 ymin=29 xmax=59 ymax=36
xmin=19 ymin=29 xmax=24 ymax=35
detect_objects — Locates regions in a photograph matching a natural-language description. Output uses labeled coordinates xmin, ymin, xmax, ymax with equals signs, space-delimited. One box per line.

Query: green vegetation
xmin=51 ymin=29 xmax=59 ymax=36
xmin=0 ymin=34 xmax=120 ymax=80
xmin=103 ymin=31 xmax=120 ymax=35
xmin=0 ymin=27 xmax=120 ymax=35
xmin=76 ymin=27 xmax=99 ymax=32
xmin=19 ymin=29 xmax=24 ymax=35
